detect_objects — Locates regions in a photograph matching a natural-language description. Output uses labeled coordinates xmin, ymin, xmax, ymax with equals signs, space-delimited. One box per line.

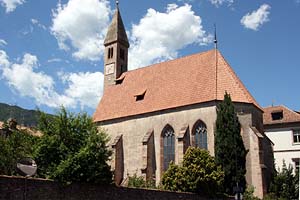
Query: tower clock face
xmin=105 ymin=63 xmax=115 ymax=75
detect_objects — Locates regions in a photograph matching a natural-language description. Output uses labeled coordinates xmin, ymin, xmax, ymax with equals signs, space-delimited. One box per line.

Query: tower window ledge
xmin=115 ymin=74 xmax=126 ymax=85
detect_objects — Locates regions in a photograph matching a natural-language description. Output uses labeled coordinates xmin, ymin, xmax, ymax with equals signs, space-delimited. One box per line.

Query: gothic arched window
xmin=192 ymin=120 xmax=207 ymax=150
xmin=162 ymin=125 xmax=175 ymax=171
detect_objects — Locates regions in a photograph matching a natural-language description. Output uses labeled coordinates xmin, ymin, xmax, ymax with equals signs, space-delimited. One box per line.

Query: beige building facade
xmin=263 ymin=105 xmax=300 ymax=173
xmin=94 ymin=5 xmax=274 ymax=198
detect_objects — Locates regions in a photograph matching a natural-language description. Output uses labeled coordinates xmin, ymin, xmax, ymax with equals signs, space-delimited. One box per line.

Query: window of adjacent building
xmin=108 ymin=47 xmax=113 ymax=59
xmin=162 ymin=125 xmax=175 ymax=171
xmin=295 ymin=160 xmax=299 ymax=173
xmin=293 ymin=130 xmax=300 ymax=144
xmin=271 ymin=111 xmax=283 ymax=120
xmin=192 ymin=120 xmax=207 ymax=150
xmin=120 ymin=48 xmax=125 ymax=60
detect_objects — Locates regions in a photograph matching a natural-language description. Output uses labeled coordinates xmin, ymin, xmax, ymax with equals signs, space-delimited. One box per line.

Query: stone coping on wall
xmin=0 ymin=175 xmax=234 ymax=200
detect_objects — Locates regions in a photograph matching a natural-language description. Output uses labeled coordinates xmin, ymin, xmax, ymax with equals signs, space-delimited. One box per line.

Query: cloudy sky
xmin=0 ymin=0 xmax=299 ymax=115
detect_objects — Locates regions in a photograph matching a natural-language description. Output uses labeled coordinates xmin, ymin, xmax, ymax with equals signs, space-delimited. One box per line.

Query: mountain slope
xmin=0 ymin=103 xmax=41 ymax=127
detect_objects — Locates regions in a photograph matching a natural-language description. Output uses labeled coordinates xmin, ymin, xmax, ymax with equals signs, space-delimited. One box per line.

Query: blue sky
xmin=0 ymin=0 xmax=299 ymax=115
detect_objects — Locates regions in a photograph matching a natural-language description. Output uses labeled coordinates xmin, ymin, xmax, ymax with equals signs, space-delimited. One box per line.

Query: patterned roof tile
xmin=263 ymin=105 xmax=300 ymax=125
xmin=94 ymin=50 xmax=260 ymax=122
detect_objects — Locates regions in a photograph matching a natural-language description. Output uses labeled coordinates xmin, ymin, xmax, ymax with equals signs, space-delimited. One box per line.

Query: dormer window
xmin=108 ymin=47 xmax=114 ymax=59
xmin=134 ymin=90 xmax=146 ymax=101
xmin=271 ymin=111 xmax=283 ymax=120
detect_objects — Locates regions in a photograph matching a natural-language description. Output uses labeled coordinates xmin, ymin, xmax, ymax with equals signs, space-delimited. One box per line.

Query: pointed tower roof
xmin=104 ymin=6 xmax=129 ymax=48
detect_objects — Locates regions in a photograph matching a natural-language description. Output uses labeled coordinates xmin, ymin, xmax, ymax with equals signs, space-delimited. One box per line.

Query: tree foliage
xmin=215 ymin=92 xmax=247 ymax=194
xmin=0 ymin=128 xmax=37 ymax=175
xmin=243 ymin=185 xmax=260 ymax=200
xmin=127 ymin=173 xmax=156 ymax=189
xmin=162 ymin=147 xmax=224 ymax=196
xmin=34 ymin=108 xmax=112 ymax=184
xmin=267 ymin=162 xmax=299 ymax=200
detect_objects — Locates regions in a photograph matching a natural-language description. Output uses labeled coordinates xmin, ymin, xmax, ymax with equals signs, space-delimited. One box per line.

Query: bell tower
xmin=103 ymin=2 xmax=129 ymax=89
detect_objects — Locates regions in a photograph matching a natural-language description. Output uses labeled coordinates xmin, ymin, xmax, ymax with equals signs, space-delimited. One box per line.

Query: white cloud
xmin=0 ymin=39 xmax=7 ymax=46
xmin=0 ymin=0 xmax=25 ymax=13
xmin=129 ymin=4 xmax=212 ymax=69
xmin=47 ymin=58 xmax=62 ymax=63
xmin=31 ymin=18 xmax=47 ymax=30
xmin=0 ymin=50 xmax=10 ymax=68
xmin=51 ymin=0 xmax=111 ymax=61
xmin=60 ymin=72 xmax=103 ymax=109
xmin=209 ymin=0 xmax=234 ymax=7
xmin=241 ymin=4 xmax=271 ymax=31
xmin=0 ymin=52 xmax=72 ymax=107
xmin=0 ymin=50 xmax=103 ymax=109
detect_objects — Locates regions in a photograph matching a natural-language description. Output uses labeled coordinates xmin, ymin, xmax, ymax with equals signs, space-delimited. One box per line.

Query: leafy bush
xmin=0 ymin=128 xmax=38 ymax=175
xmin=268 ymin=162 xmax=299 ymax=200
xmin=127 ymin=173 xmax=156 ymax=189
xmin=162 ymin=147 xmax=224 ymax=196
xmin=243 ymin=185 xmax=260 ymax=200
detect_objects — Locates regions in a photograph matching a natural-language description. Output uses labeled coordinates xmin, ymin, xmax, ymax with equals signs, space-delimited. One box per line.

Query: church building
xmin=93 ymin=5 xmax=274 ymax=198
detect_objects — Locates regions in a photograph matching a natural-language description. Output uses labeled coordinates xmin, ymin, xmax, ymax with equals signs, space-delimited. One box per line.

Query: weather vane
xmin=116 ymin=0 xmax=119 ymax=7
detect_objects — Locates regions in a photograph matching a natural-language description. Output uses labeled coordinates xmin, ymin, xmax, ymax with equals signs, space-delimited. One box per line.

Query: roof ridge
xmin=126 ymin=49 xmax=215 ymax=74
xmin=281 ymin=105 xmax=300 ymax=116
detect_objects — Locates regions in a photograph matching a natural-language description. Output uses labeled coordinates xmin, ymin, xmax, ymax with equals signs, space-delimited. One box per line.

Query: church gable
xmin=94 ymin=50 xmax=260 ymax=122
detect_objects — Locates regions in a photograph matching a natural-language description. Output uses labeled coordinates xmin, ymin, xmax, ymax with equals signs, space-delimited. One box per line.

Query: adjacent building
xmin=264 ymin=105 xmax=300 ymax=173
xmin=93 ymin=5 xmax=274 ymax=198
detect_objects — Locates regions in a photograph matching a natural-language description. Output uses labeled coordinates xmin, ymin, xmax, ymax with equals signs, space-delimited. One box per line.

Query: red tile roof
xmin=94 ymin=49 xmax=260 ymax=122
xmin=263 ymin=105 xmax=300 ymax=125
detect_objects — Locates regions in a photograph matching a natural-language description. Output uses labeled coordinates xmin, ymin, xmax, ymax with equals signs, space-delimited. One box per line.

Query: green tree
xmin=162 ymin=147 xmax=224 ymax=196
xmin=215 ymin=92 xmax=247 ymax=195
xmin=268 ymin=162 xmax=299 ymax=199
xmin=34 ymin=107 xmax=112 ymax=184
xmin=0 ymin=128 xmax=38 ymax=175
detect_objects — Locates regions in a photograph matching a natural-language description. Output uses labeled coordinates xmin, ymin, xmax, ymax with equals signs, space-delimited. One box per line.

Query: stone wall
xmin=97 ymin=101 xmax=271 ymax=198
xmin=0 ymin=176 xmax=229 ymax=200
xmin=98 ymin=102 xmax=217 ymax=184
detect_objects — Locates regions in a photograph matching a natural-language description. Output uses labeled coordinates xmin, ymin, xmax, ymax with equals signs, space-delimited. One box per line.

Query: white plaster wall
xmin=272 ymin=151 xmax=300 ymax=171
xmin=265 ymin=128 xmax=300 ymax=172
xmin=265 ymin=129 xmax=299 ymax=150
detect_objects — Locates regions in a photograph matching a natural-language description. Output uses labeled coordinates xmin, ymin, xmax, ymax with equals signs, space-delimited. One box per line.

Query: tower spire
xmin=214 ymin=23 xmax=218 ymax=99
xmin=103 ymin=2 xmax=129 ymax=89
xmin=214 ymin=23 xmax=218 ymax=50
